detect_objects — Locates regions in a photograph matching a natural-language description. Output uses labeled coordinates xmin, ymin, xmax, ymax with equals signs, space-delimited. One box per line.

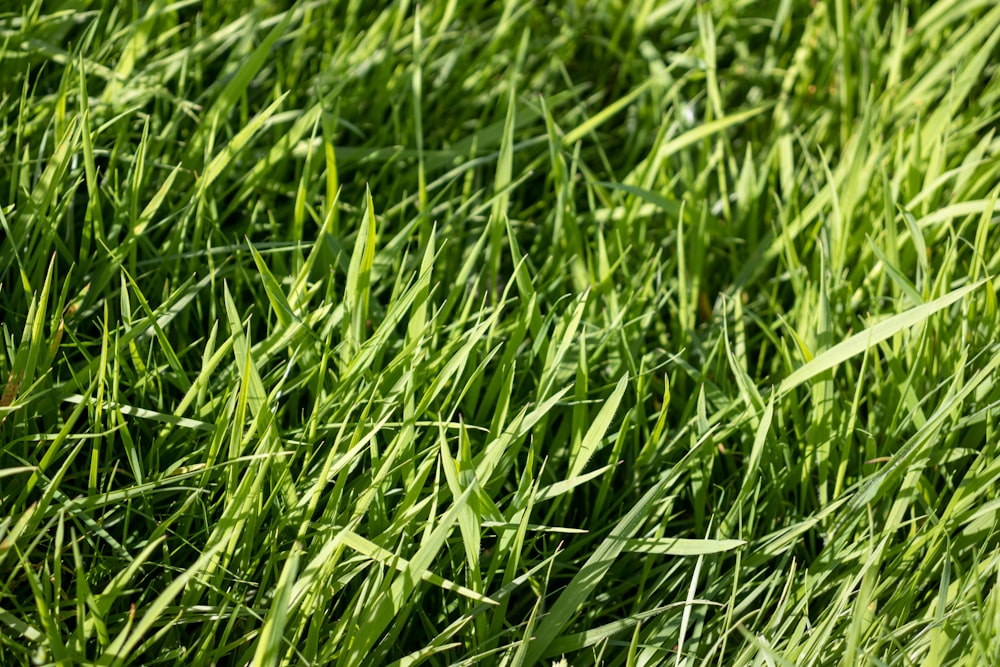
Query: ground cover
xmin=1 ymin=1 xmax=999 ymax=665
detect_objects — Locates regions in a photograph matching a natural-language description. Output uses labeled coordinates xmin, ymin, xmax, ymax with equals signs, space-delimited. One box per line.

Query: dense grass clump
xmin=2 ymin=1 xmax=999 ymax=665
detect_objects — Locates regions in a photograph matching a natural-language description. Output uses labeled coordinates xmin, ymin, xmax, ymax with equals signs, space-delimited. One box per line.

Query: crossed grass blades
xmin=1 ymin=1 xmax=999 ymax=666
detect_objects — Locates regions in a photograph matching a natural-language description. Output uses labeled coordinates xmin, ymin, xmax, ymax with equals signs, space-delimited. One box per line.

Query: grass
xmin=1 ymin=0 xmax=999 ymax=665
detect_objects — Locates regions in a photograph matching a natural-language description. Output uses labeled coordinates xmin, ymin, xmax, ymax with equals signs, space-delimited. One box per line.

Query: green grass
xmin=1 ymin=1 xmax=999 ymax=665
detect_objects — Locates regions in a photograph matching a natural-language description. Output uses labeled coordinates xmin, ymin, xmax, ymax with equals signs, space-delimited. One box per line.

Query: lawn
xmin=1 ymin=1 xmax=999 ymax=665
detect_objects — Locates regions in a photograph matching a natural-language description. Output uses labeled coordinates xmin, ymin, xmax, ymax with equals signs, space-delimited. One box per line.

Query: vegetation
xmin=2 ymin=1 xmax=998 ymax=665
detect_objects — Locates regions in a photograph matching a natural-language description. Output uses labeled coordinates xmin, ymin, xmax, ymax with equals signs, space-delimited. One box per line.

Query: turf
xmin=1 ymin=1 xmax=999 ymax=665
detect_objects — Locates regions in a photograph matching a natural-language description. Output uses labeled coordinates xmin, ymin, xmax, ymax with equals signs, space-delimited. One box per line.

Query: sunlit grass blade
xmin=776 ymin=279 xmax=987 ymax=398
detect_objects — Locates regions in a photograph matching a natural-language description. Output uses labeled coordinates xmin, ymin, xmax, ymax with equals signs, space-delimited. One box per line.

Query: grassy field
xmin=2 ymin=1 xmax=999 ymax=665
